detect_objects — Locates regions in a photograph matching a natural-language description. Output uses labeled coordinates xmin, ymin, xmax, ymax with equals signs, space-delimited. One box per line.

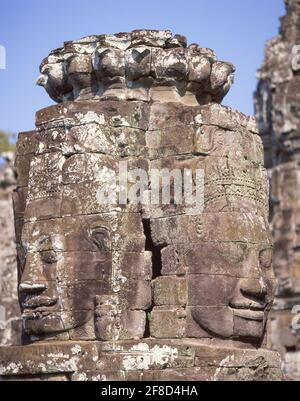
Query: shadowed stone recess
xmin=0 ymin=30 xmax=281 ymax=381
xmin=255 ymin=0 xmax=300 ymax=380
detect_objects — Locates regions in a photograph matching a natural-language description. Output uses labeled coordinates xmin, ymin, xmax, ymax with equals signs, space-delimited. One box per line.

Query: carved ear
xmin=259 ymin=248 xmax=273 ymax=270
xmin=90 ymin=227 xmax=110 ymax=251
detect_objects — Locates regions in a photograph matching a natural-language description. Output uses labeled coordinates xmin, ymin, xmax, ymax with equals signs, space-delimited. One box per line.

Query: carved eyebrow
xmin=259 ymin=246 xmax=273 ymax=252
xmin=90 ymin=227 xmax=110 ymax=235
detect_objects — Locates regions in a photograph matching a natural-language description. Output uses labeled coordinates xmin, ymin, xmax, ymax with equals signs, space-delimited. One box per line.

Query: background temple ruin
xmin=0 ymin=138 xmax=21 ymax=346
xmin=255 ymin=0 xmax=300 ymax=379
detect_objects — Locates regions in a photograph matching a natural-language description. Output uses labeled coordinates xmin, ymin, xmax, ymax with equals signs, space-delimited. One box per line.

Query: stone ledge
xmin=0 ymin=339 xmax=282 ymax=381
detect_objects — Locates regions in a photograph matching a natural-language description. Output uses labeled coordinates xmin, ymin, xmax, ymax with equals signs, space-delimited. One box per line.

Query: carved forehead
xmin=150 ymin=212 xmax=272 ymax=246
xmin=161 ymin=241 xmax=273 ymax=278
xmin=21 ymin=212 xmax=144 ymax=253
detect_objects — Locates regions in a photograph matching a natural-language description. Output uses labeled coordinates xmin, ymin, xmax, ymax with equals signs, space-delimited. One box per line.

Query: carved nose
xmin=19 ymin=282 xmax=47 ymax=294
xmin=240 ymin=278 xmax=267 ymax=300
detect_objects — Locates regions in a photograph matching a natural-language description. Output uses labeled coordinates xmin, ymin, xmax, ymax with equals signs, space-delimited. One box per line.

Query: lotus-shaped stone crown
xmin=37 ymin=30 xmax=235 ymax=105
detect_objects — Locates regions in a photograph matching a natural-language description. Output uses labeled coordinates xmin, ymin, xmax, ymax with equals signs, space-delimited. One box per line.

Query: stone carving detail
xmin=0 ymin=30 xmax=281 ymax=381
xmin=37 ymin=30 xmax=234 ymax=105
xmin=255 ymin=0 xmax=300 ymax=380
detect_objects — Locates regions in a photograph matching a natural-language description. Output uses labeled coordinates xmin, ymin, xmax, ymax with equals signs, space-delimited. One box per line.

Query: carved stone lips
xmin=232 ymin=309 xmax=265 ymax=322
xmin=230 ymin=301 xmax=266 ymax=321
xmin=22 ymin=299 xmax=58 ymax=319
xmin=22 ymin=309 xmax=53 ymax=320
xmin=22 ymin=296 xmax=58 ymax=310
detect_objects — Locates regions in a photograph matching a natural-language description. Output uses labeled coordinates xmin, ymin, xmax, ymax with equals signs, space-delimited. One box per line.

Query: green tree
xmin=0 ymin=130 xmax=16 ymax=153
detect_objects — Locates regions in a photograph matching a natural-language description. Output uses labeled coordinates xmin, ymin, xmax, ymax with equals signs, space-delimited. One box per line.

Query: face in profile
xmin=18 ymin=215 xmax=112 ymax=339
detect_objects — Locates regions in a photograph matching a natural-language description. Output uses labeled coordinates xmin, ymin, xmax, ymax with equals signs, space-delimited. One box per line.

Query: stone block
xmin=150 ymin=307 xmax=186 ymax=339
xmin=153 ymin=276 xmax=187 ymax=306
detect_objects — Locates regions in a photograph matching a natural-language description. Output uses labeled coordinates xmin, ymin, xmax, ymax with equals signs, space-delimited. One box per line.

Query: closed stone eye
xmin=219 ymin=243 xmax=247 ymax=264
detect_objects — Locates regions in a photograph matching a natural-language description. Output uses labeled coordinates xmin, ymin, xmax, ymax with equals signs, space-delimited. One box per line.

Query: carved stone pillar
xmin=0 ymin=30 xmax=281 ymax=381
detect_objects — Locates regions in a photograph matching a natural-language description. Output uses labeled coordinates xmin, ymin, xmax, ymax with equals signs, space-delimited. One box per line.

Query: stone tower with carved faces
xmin=0 ymin=30 xmax=281 ymax=381
xmin=255 ymin=0 xmax=300 ymax=380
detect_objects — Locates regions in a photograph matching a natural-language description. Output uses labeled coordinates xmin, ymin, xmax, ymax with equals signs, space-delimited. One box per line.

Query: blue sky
xmin=0 ymin=0 xmax=284 ymax=134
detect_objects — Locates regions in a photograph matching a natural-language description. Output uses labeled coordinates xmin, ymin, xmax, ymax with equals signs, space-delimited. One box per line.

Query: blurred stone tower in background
xmin=0 ymin=149 xmax=21 ymax=346
xmin=255 ymin=0 xmax=300 ymax=380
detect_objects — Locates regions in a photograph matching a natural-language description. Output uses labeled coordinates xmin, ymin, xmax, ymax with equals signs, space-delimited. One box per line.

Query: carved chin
xmin=191 ymin=307 xmax=234 ymax=339
xmin=22 ymin=311 xmax=93 ymax=335
xmin=191 ymin=307 xmax=267 ymax=341
xmin=232 ymin=314 xmax=267 ymax=341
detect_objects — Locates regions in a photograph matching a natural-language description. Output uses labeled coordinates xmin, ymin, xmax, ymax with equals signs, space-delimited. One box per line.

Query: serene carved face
xmin=150 ymin=211 xmax=276 ymax=344
xmin=187 ymin=216 xmax=276 ymax=343
xmin=189 ymin=242 xmax=275 ymax=342
xmin=18 ymin=215 xmax=112 ymax=338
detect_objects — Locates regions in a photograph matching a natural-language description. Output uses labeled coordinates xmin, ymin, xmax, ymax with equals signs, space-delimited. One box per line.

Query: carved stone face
xmin=187 ymin=215 xmax=276 ymax=343
xmin=15 ymin=30 xmax=271 ymax=348
xmin=151 ymin=212 xmax=276 ymax=344
xmin=189 ymin=242 xmax=275 ymax=341
xmin=19 ymin=215 xmax=112 ymax=338
xmin=17 ymin=203 xmax=148 ymax=341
